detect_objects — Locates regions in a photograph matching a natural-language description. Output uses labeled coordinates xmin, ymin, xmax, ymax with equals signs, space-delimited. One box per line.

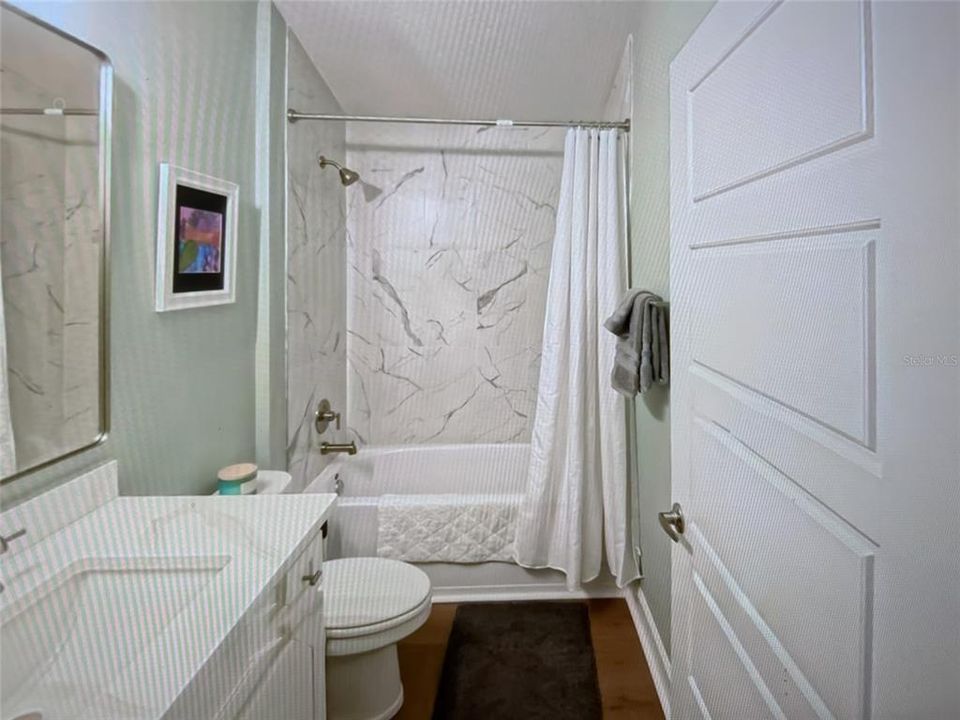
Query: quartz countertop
xmin=0 ymin=477 xmax=336 ymax=720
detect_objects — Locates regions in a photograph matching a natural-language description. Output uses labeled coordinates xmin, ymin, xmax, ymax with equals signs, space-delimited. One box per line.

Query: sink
xmin=1 ymin=557 xmax=228 ymax=720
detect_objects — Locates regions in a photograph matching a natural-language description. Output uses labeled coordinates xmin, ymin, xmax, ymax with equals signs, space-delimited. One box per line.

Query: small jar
xmin=217 ymin=463 xmax=258 ymax=495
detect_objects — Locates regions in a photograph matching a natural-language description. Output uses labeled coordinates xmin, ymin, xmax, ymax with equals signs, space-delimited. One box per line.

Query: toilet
xmin=323 ymin=557 xmax=432 ymax=720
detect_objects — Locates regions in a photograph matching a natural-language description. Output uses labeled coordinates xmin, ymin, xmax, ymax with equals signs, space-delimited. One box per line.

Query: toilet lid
xmin=323 ymin=558 xmax=431 ymax=630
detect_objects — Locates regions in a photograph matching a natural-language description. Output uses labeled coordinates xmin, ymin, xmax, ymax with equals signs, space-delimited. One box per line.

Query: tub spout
xmin=321 ymin=441 xmax=357 ymax=456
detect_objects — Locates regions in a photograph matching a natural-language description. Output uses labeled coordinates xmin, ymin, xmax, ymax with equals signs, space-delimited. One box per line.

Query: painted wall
xmin=3 ymin=1 xmax=261 ymax=505
xmin=285 ymin=32 xmax=348 ymax=490
xmin=626 ymin=0 xmax=715 ymax=657
xmin=345 ymin=123 xmax=562 ymax=445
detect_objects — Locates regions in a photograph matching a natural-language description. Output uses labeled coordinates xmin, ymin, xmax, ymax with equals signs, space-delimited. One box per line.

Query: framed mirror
xmin=0 ymin=3 xmax=112 ymax=481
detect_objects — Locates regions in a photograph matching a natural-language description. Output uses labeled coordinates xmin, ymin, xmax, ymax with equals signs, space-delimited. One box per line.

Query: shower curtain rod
xmin=287 ymin=108 xmax=630 ymax=131
xmin=0 ymin=108 xmax=97 ymax=116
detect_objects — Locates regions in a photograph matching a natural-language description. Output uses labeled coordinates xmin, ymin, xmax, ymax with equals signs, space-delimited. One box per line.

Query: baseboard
xmin=624 ymin=584 xmax=672 ymax=718
xmin=432 ymin=582 xmax=622 ymax=604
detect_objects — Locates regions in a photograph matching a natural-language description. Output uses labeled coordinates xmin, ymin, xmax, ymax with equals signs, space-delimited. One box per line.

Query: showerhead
xmin=338 ymin=167 xmax=360 ymax=187
xmin=317 ymin=154 xmax=360 ymax=186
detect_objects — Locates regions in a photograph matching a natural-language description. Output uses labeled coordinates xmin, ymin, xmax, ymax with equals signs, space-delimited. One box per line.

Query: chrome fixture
xmin=302 ymin=568 xmax=322 ymax=586
xmin=0 ymin=107 xmax=97 ymax=116
xmin=317 ymin=154 xmax=360 ymax=186
xmin=290 ymin=109 xmax=630 ymax=131
xmin=315 ymin=398 xmax=341 ymax=434
xmin=321 ymin=441 xmax=357 ymax=456
xmin=0 ymin=528 xmax=27 ymax=555
xmin=658 ymin=503 xmax=685 ymax=543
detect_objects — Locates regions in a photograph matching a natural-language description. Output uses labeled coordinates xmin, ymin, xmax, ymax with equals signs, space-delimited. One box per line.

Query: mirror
xmin=0 ymin=4 xmax=111 ymax=480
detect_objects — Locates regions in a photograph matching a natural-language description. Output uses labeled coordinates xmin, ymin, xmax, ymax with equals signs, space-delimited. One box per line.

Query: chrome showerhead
xmin=317 ymin=154 xmax=360 ymax=186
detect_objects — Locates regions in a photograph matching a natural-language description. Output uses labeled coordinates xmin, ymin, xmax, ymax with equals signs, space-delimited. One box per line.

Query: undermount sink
xmin=1 ymin=557 xmax=228 ymax=720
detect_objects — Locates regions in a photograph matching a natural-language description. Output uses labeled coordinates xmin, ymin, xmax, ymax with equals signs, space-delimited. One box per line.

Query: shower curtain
xmin=0 ymin=250 xmax=16 ymax=477
xmin=514 ymin=128 xmax=640 ymax=589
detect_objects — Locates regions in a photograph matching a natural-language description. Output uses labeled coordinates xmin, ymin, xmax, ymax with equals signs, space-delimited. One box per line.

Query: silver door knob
xmin=658 ymin=503 xmax=685 ymax=543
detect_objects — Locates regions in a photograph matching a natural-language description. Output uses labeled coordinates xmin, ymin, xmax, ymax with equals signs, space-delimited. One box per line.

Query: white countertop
xmin=0 ymin=468 xmax=336 ymax=720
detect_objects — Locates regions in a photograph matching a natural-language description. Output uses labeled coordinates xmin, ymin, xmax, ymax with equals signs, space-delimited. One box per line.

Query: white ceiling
xmin=276 ymin=1 xmax=642 ymax=121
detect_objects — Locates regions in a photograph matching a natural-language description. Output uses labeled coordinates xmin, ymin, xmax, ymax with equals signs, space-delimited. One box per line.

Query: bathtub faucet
xmin=320 ymin=441 xmax=357 ymax=456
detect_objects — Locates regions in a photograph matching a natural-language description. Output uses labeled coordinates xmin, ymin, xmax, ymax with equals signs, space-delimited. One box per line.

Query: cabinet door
xmin=235 ymin=638 xmax=314 ymax=720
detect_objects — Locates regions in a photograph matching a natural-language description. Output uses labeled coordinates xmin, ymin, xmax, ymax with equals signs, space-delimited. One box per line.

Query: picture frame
xmin=155 ymin=163 xmax=238 ymax=312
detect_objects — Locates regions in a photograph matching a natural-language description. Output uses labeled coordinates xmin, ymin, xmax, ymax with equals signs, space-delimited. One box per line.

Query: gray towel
xmin=603 ymin=289 xmax=669 ymax=396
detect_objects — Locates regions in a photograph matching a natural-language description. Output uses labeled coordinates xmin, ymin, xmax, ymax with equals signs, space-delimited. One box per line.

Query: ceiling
xmin=275 ymin=1 xmax=642 ymax=121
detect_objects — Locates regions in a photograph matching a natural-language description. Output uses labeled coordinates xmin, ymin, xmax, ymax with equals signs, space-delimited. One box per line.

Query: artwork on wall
xmin=155 ymin=163 xmax=238 ymax=311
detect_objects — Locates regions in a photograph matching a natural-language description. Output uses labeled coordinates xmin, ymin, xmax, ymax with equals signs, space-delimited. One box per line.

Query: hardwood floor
xmin=396 ymin=604 xmax=459 ymax=720
xmin=588 ymin=599 xmax=665 ymax=719
xmin=395 ymin=598 xmax=664 ymax=720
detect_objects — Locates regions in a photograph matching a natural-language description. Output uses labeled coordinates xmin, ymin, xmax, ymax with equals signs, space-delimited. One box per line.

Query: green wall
xmin=3 ymin=1 xmax=263 ymax=505
xmin=627 ymin=0 xmax=715 ymax=657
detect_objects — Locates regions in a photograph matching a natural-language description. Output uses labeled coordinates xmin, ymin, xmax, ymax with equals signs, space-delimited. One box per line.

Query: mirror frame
xmin=1 ymin=2 xmax=112 ymax=483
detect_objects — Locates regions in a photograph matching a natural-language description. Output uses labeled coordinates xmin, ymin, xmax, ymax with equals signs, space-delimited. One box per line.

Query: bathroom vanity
xmin=0 ymin=462 xmax=337 ymax=720
xmin=0 ymin=7 xmax=341 ymax=717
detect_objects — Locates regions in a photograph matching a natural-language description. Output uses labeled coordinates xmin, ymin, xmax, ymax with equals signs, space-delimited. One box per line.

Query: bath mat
xmin=432 ymin=602 xmax=602 ymax=720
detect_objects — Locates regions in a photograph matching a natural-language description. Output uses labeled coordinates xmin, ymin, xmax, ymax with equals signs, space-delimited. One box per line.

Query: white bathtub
xmin=303 ymin=443 xmax=616 ymax=602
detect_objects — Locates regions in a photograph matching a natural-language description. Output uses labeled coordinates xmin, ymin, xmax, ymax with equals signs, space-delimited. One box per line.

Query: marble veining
xmin=285 ymin=32 xmax=348 ymax=489
xmin=0 ymin=64 xmax=101 ymax=475
xmin=345 ymin=123 xmax=563 ymax=444
xmin=0 ymin=462 xmax=336 ymax=720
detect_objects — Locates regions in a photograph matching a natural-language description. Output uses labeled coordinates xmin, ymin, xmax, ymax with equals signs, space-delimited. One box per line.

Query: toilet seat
xmin=323 ymin=558 xmax=432 ymax=656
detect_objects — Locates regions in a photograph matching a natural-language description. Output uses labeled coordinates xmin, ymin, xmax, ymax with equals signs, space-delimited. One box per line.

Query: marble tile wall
xmin=344 ymin=123 xmax=564 ymax=445
xmin=0 ymin=67 xmax=101 ymax=474
xmin=285 ymin=33 xmax=348 ymax=490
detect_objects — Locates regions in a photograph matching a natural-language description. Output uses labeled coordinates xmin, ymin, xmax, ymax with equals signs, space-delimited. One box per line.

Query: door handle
xmin=658 ymin=503 xmax=685 ymax=543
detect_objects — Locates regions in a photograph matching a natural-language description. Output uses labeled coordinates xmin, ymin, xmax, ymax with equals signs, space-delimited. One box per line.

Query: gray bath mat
xmin=431 ymin=602 xmax=602 ymax=720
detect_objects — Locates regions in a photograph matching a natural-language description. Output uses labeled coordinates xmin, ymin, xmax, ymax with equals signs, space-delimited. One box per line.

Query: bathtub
xmin=303 ymin=443 xmax=617 ymax=602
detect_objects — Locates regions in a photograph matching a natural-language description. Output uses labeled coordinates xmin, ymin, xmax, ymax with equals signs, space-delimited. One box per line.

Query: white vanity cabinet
xmin=168 ymin=527 xmax=327 ymax=720
xmin=235 ymin=638 xmax=315 ymax=720
xmin=0 ymin=462 xmax=337 ymax=720
xmin=226 ymin=529 xmax=326 ymax=720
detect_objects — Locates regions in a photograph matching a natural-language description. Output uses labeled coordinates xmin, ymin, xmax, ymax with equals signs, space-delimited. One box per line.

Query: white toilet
xmin=323 ymin=557 xmax=432 ymax=720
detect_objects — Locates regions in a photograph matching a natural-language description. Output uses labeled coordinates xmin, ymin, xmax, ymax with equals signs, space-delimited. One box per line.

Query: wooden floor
xmin=396 ymin=598 xmax=664 ymax=720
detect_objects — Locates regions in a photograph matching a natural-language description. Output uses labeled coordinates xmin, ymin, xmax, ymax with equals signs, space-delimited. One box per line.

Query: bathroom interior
xmin=0 ymin=1 xmax=958 ymax=719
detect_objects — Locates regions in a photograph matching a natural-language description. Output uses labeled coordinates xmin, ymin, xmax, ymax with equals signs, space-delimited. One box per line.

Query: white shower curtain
xmin=514 ymin=128 xmax=640 ymax=589
xmin=0 ymin=250 xmax=16 ymax=477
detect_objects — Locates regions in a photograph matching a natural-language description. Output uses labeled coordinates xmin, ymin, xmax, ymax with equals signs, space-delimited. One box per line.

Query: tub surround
xmin=345 ymin=123 xmax=563 ymax=446
xmin=285 ymin=31 xmax=348 ymax=492
xmin=0 ymin=461 xmax=337 ymax=719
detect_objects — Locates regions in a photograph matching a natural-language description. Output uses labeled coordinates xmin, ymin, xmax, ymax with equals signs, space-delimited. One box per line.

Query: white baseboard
xmin=624 ymin=584 xmax=672 ymax=719
xmin=432 ymin=582 xmax=622 ymax=604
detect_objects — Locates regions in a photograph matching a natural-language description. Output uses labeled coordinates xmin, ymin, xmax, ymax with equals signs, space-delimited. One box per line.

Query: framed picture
xmin=155 ymin=164 xmax=238 ymax=311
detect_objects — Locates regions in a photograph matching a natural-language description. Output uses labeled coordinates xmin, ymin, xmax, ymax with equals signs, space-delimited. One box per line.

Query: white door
xmin=668 ymin=1 xmax=960 ymax=719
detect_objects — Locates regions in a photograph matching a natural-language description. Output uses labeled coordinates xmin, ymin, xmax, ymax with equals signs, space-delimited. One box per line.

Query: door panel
xmin=688 ymin=0 xmax=870 ymax=202
xmin=688 ymin=573 xmax=783 ymax=720
xmin=235 ymin=639 xmax=314 ymax=720
xmin=691 ymin=418 xmax=874 ymax=720
xmin=691 ymin=233 xmax=876 ymax=445
xmin=670 ymin=1 xmax=960 ymax=718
